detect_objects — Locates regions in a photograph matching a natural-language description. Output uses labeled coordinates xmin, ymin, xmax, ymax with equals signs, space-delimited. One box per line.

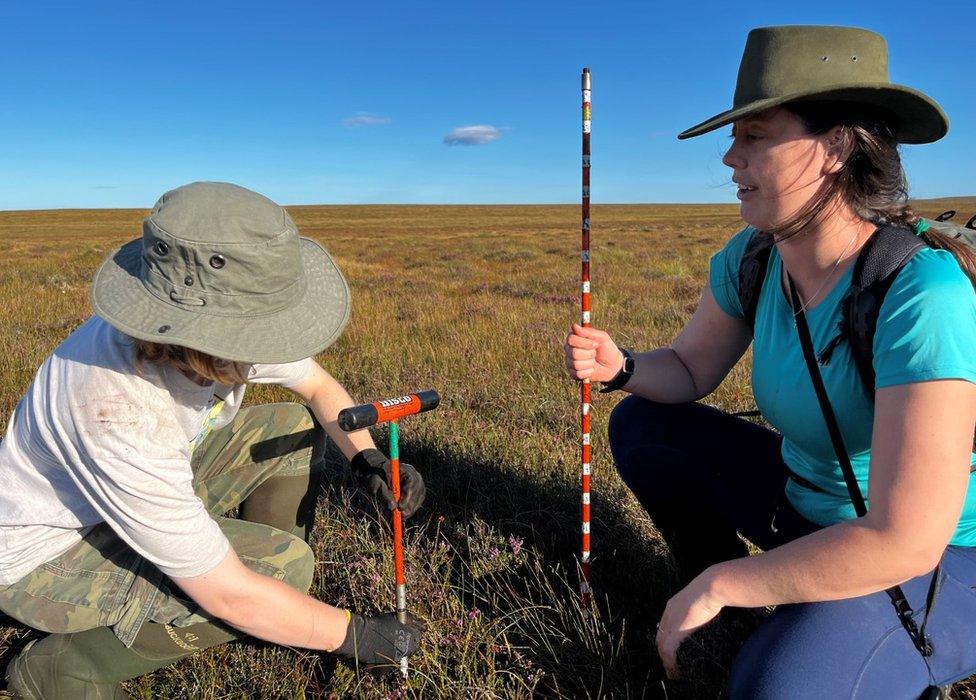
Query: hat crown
xmin=140 ymin=182 xmax=305 ymax=317
xmin=734 ymin=26 xmax=890 ymax=107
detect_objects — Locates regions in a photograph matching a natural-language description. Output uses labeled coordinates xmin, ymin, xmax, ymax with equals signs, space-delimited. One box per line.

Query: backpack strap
xmin=790 ymin=276 xmax=938 ymax=660
xmin=844 ymin=225 xmax=926 ymax=399
xmin=738 ymin=230 xmax=773 ymax=330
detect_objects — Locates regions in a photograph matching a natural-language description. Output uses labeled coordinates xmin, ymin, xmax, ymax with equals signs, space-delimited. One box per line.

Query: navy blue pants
xmin=608 ymin=396 xmax=976 ymax=698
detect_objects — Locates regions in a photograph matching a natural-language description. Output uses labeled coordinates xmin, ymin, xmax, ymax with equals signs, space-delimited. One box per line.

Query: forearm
xmin=624 ymin=347 xmax=702 ymax=403
xmin=305 ymin=376 xmax=376 ymax=460
xmin=706 ymin=519 xmax=936 ymax=609
xmin=220 ymin=570 xmax=348 ymax=651
xmin=176 ymin=553 xmax=349 ymax=651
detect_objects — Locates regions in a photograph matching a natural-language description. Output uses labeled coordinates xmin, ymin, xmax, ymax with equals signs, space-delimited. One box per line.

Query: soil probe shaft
xmin=389 ymin=420 xmax=407 ymax=679
xmin=580 ymin=67 xmax=593 ymax=609
xmin=337 ymin=390 xmax=441 ymax=678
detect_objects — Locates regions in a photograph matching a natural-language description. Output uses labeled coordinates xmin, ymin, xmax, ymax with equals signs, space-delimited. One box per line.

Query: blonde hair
xmin=135 ymin=340 xmax=247 ymax=385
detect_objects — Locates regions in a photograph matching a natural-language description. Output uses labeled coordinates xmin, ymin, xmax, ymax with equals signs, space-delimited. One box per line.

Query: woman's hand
xmin=656 ymin=568 xmax=725 ymax=678
xmin=350 ymin=448 xmax=426 ymax=519
xmin=334 ymin=611 xmax=424 ymax=667
xmin=564 ymin=323 xmax=624 ymax=383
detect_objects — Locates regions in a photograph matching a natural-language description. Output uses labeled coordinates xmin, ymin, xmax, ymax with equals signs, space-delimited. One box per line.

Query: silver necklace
xmin=790 ymin=229 xmax=860 ymax=316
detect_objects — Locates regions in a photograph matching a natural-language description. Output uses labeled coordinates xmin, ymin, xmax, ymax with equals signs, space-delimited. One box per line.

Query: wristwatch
xmin=599 ymin=348 xmax=635 ymax=393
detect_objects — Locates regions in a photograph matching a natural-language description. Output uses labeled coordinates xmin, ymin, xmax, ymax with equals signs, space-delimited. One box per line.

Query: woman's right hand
xmin=334 ymin=611 xmax=423 ymax=667
xmin=564 ymin=323 xmax=625 ymax=383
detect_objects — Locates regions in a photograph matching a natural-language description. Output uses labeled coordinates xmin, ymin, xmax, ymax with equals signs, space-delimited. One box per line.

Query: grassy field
xmin=1 ymin=199 xmax=975 ymax=698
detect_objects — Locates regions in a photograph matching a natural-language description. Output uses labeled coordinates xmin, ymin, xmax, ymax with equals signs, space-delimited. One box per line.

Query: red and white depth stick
xmin=580 ymin=66 xmax=593 ymax=609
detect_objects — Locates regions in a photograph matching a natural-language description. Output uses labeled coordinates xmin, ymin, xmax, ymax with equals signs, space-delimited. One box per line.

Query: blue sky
xmin=1 ymin=1 xmax=972 ymax=209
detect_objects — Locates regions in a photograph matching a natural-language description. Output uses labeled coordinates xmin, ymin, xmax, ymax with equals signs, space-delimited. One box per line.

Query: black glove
xmin=350 ymin=448 xmax=426 ymax=519
xmin=334 ymin=612 xmax=422 ymax=667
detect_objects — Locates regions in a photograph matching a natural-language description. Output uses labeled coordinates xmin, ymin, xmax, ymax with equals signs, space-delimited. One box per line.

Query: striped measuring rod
xmin=580 ymin=66 xmax=593 ymax=609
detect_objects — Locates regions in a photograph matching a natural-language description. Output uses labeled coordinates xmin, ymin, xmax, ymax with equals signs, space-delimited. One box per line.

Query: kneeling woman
xmin=565 ymin=26 xmax=976 ymax=698
xmin=1 ymin=182 xmax=424 ymax=698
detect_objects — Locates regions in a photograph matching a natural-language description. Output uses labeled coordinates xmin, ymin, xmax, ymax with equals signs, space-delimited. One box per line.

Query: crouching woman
xmin=0 ymin=182 xmax=423 ymax=698
xmin=565 ymin=26 xmax=976 ymax=698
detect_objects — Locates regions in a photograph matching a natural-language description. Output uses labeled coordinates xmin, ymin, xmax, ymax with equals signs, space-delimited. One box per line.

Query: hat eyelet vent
xmin=184 ymin=276 xmax=194 ymax=286
xmin=209 ymin=255 xmax=226 ymax=270
xmin=851 ymin=56 xmax=858 ymax=61
xmin=158 ymin=325 xmax=171 ymax=334
xmin=822 ymin=55 xmax=829 ymax=62
xmin=153 ymin=241 xmax=170 ymax=256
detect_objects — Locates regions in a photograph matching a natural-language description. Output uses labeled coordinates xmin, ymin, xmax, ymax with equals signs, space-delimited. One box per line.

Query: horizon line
xmin=2 ymin=195 xmax=973 ymax=215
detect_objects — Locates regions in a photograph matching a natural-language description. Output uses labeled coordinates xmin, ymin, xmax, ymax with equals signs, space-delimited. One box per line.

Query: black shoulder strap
xmin=844 ymin=225 xmax=926 ymax=399
xmin=790 ymin=276 xmax=937 ymax=660
xmin=738 ymin=230 xmax=774 ymax=330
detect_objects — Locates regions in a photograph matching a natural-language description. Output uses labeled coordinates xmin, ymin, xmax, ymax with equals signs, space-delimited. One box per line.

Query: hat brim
xmin=91 ymin=237 xmax=351 ymax=364
xmin=677 ymin=83 xmax=948 ymax=144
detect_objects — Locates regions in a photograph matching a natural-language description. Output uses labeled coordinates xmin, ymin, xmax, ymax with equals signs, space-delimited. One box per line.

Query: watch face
xmin=623 ymin=351 xmax=635 ymax=374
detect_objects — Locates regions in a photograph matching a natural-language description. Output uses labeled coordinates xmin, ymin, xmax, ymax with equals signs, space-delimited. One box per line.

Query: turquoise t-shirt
xmin=709 ymin=226 xmax=976 ymax=546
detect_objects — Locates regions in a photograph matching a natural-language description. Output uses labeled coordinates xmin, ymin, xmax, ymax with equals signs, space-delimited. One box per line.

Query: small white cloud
xmin=343 ymin=113 xmax=393 ymax=127
xmin=443 ymin=125 xmax=502 ymax=146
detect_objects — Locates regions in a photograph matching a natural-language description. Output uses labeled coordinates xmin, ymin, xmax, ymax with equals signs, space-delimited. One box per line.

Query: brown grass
xmin=1 ymin=199 xmax=974 ymax=698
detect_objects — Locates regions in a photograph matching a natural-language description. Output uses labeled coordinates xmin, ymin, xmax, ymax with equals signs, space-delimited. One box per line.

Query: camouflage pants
xmin=0 ymin=402 xmax=325 ymax=647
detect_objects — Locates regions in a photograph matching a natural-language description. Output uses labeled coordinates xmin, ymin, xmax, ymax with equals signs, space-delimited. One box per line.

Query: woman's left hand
xmin=350 ymin=448 xmax=427 ymax=519
xmin=656 ymin=569 xmax=725 ymax=678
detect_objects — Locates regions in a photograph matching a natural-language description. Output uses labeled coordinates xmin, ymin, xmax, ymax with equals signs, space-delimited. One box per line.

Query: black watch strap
xmin=599 ymin=348 xmax=635 ymax=393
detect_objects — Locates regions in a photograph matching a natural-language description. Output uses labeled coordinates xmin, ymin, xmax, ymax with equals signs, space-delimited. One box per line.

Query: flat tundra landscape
xmin=2 ymin=199 xmax=975 ymax=698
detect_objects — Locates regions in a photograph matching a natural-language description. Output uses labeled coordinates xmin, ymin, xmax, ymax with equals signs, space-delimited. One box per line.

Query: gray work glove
xmin=350 ymin=448 xmax=426 ymax=519
xmin=334 ymin=612 xmax=422 ymax=667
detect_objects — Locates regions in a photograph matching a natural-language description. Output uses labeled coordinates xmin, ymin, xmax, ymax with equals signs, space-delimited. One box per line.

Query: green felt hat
xmin=678 ymin=25 xmax=948 ymax=144
xmin=92 ymin=182 xmax=351 ymax=364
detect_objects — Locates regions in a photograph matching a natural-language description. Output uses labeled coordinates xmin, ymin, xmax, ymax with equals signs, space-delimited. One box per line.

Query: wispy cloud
xmin=342 ymin=113 xmax=393 ymax=127
xmin=443 ymin=125 xmax=503 ymax=146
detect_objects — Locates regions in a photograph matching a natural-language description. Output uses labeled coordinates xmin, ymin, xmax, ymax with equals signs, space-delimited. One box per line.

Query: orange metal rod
xmin=389 ymin=420 xmax=408 ymax=678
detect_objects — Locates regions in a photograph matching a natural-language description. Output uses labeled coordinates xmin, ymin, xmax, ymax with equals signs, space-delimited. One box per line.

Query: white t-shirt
xmin=0 ymin=316 xmax=314 ymax=585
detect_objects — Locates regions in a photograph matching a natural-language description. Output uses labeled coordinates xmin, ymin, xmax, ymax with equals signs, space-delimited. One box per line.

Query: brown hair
xmin=135 ymin=340 xmax=247 ymax=385
xmin=772 ymin=100 xmax=976 ymax=286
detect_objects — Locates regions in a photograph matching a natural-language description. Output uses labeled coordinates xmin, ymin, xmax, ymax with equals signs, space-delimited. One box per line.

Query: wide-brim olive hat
xmin=678 ymin=25 xmax=948 ymax=144
xmin=92 ymin=182 xmax=351 ymax=364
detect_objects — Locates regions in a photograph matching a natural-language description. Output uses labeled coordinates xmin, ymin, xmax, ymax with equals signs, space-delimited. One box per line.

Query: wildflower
xmin=508 ymin=534 xmax=524 ymax=556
